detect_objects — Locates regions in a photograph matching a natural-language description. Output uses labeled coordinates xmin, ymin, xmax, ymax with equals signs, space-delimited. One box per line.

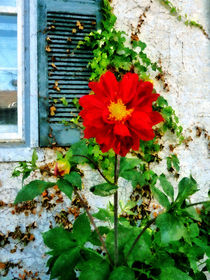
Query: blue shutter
xmin=38 ymin=0 xmax=101 ymax=146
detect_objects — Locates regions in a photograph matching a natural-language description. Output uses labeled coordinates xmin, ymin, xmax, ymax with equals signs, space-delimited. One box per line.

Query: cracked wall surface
xmin=0 ymin=0 xmax=210 ymax=279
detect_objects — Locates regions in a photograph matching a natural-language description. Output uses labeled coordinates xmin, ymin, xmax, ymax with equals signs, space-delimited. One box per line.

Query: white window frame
xmin=0 ymin=0 xmax=43 ymax=162
xmin=0 ymin=2 xmax=24 ymax=142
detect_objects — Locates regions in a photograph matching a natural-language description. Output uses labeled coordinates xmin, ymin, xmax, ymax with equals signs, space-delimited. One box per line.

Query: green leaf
xmin=206 ymin=259 xmax=210 ymax=272
xmin=171 ymin=154 xmax=180 ymax=171
xmin=119 ymin=157 xmax=141 ymax=176
xmin=189 ymin=223 xmax=199 ymax=238
xmin=108 ymin=266 xmax=135 ymax=280
xmin=159 ymin=266 xmax=192 ymax=280
xmin=51 ymin=247 xmax=79 ymax=279
xmin=31 ymin=149 xmax=38 ymax=167
xmin=176 ymin=176 xmax=198 ymax=205
xmin=57 ymin=179 xmax=73 ymax=200
xmin=151 ymin=186 xmax=171 ymax=209
xmin=90 ymin=183 xmax=117 ymax=197
xmin=72 ymin=213 xmax=91 ymax=245
xmin=159 ymin=173 xmax=174 ymax=201
xmin=89 ymin=226 xmax=110 ymax=246
xmin=156 ymin=213 xmax=186 ymax=243
xmin=43 ymin=227 xmax=76 ymax=253
xmin=71 ymin=140 xmax=89 ymax=163
xmin=124 ymin=228 xmax=152 ymax=267
xmin=182 ymin=206 xmax=201 ymax=221
xmin=64 ymin=171 xmax=82 ymax=189
xmin=14 ymin=180 xmax=55 ymax=204
xmin=93 ymin=208 xmax=113 ymax=222
xmin=79 ymin=258 xmax=110 ymax=280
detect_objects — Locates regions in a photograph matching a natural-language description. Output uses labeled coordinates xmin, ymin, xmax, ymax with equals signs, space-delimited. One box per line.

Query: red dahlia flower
xmin=79 ymin=71 xmax=164 ymax=157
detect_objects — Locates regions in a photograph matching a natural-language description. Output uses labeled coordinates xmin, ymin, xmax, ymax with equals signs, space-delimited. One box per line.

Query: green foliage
xmin=158 ymin=0 xmax=209 ymax=39
xmin=14 ymin=180 xmax=55 ymax=204
xmin=12 ymin=149 xmax=38 ymax=184
xmin=90 ymin=183 xmax=118 ymax=196
xmin=159 ymin=173 xmax=174 ymax=201
xmin=167 ymin=154 xmax=180 ymax=172
xmin=57 ymin=179 xmax=73 ymax=200
xmin=108 ymin=266 xmax=135 ymax=280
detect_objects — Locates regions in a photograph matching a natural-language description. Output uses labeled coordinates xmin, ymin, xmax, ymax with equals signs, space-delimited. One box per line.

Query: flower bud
xmin=54 ymin=159 xmax=70 ymax=177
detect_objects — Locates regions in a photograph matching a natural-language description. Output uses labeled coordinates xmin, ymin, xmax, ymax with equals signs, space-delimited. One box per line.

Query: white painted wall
xmin=0 ymin=0 xmax=209 ymax=278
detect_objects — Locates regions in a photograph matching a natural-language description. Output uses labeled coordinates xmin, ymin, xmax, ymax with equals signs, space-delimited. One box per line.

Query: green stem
xmin=73 ymin=187 xmax=113 ymax=265
xmin=74 ymin=154 xmax=114 ymax=185
xmin=125 ymin=218 xmax=156 ymax=261
xmin=184 ymin=200 xmax=209 ymax=208
xmin=114 ymin=154 xmax=120 ymax=266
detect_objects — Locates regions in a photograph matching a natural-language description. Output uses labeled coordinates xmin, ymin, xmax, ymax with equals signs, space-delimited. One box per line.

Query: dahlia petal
xmin=149 ymin=111 xmax=164 ymax=125
xmin=114 ymin=123 xmax=131 ymax=136
xmin=79 ymin=95 xmax=104 ymax=109
xmin=137 ymin=81 xmax=153 ymax=97
xmin=99 ymin=71 xmax=119 ymax=99
xmin=119 ymin=72 xmax=139 ymax=104
xmin=135 ymin=93 xmax=160 ymax=112
xmin=129 ymin=111 xmax=152 ymax=130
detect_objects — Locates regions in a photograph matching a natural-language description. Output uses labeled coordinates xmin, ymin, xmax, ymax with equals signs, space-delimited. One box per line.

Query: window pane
xmin=0 ymin=0 xmax=16 ymax=7
xmin=0 ymin=14 xmax=17 ymax=133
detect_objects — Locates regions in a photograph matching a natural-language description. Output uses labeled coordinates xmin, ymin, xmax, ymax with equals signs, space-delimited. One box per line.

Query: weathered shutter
xmin=38 ymin=0 xmax=101 ymax=146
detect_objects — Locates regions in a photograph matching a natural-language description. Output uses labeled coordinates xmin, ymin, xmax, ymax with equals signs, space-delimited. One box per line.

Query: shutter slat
xmin=38 ymin=0 xmax=101 ymax=146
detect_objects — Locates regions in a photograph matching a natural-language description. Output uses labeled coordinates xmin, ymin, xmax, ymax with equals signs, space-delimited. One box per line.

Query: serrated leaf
xmin=176 ymin=176 xmax=198 ymax=205
xmin=71 ymin=140 xmax=89 ymax=163
xmin=79 ymin=257 xmax=110 ymax=280
xmin=156 ymin=213 xmax=186 ymax=243
xmin=89 ymin=226 xmax=110 ymax=246
xmin=151 ymin=186 xmax=171 ymax=209
xmin=14 ymin=180 xmax=55 ymax=204
xmin=64 ymin=172 xmax=82 ymax=189
xmin=51 ymin=247 xmax=79 ymax=279
xmin=159 ymin=266 xmax=192 ymax=280
xmin=159 ymin=174 xmax=174 ymax=201
xmin=43 ymin=228 xmax=76 ymax=254
xmin=57 ymin=179 xmax=73 ymax=200
xmin=108 ymin=266 xmax=135 ymax=280
xmin=124 ymin=228 xmax=152 ymax=267
xmin=90 ymin=183 xmax=117 ymax=196
xmin=119 ymin=157 xmax=141 ymax=176
xmin=93 ymin=208 xmax=113 ymax=222
xmin=72 ymin=213 xmax=91 ymax=245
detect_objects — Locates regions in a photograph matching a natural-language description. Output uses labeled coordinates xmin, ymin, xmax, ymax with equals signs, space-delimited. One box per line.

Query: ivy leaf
xmin=108 ymin=266 xmax=135 ymax=280
xmin=64 ymin=171 xmax=82 ymax=189
xmin=57 ymin=179 xmax=73 ymax=200
xmin=159 ymin=266 xmax=192 ymax=280
xmin=51 ymin=247 xmax=80 ymax=279
xmin=176 ymin=176 xmax=198 ymax=205
xmin=159 ymin=173 xmax=174 ymax=201
xmin=156 ymin=213 xmax=186 ymax=243
xmin=14 ymin=180 xmax=55 ymax=204
xmin=151 ymin=185 xmax=171 ymax=209
xmin=43 ymin=227 xmax=76 ymax=254
xmin=71 ymin=140 xmax=89 ymax=163
xmin=72 ymin=213 xmax=91 ymax=245
xmin=90 ymin=183 xmax=117 ymax=197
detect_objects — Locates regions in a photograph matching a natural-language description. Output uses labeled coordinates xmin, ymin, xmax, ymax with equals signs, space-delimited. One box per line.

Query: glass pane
xmin=0 ymin=0 xmax=16 ymax=7
xmin=0 ymin=14 xmax=17 ymax=133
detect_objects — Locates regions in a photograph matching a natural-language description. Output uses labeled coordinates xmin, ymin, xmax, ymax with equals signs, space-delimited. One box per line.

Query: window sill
xmin=0 ymin=147 xmax=44 ymax=162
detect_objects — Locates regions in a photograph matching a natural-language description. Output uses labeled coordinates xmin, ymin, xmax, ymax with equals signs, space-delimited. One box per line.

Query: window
xmin=0 ymin=0 xmax=101 ymax=161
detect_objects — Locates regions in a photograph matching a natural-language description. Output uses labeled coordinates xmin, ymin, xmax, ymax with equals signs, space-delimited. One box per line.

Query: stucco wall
xmin=0 ymin=0 xmax=209 ymax=278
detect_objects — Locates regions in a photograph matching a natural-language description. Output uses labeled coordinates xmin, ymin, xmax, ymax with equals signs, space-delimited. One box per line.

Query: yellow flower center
xmin=108 ymin=99 xmax=133 ymax=121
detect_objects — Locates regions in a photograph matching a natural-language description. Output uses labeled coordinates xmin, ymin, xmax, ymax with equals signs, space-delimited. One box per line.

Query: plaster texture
xmin=0 ymin=0 xmax=209 ymax=278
